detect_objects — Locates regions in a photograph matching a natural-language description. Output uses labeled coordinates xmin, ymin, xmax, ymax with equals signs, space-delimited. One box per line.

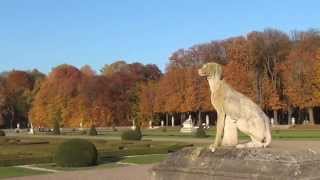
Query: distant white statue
xmin=161 ymin=120 xmax=164 ymax=127
xmin=29 ymin=123 xmax=35 ymax=135
xmin=291 ymin=117 xmax=295 ymax=125
xmin=180 ymin=115 xmax=194 ymax=133
xmin=149 ymin=120 xmax=153 ymax=129
xmin=15 ymin=123 xmax=21 ymax=133
xmin=171 ymin=117 xmax=175 ymax=127
xmin=80 ymin=122 xmax=83 ymax=130
xmin=271 ymin=118 xmax=274 ymax=126
xmin=206 ymin=115 xmax=210 ymax=129
xmin=131 ymin=120 xmax=136 ymax=130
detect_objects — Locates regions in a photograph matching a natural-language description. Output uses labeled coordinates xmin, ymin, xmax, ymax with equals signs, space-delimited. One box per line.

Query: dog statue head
xmin=198 ymin=63 xmax=223 ymax=80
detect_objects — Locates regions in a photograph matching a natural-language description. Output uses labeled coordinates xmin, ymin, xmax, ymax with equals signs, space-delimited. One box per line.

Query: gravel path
xmin=7 ymin=164 xmax=154 ymax=180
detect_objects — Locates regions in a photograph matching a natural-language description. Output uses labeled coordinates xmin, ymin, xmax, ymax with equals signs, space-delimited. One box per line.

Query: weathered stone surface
xmin=151 ymin=147 xmax=320 ymax=180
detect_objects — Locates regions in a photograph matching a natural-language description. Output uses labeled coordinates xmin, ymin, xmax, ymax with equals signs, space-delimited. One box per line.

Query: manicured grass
xmin=139 ymin=127 xmax=320 ymax=140
xmin=0 ymin=137 xmax=190 ymax=166
xmin=3 ymin=127 xmax=320 ymax=167
xmin=35 ymin=154 xmax=168 ymax=171
xmin=0 ymin=167 xmax=47 ymax=179
xmin=35 ymin=162 xmax=126 ymax=171
xmin=272 ymin=130 xmax=320 ymax=139
xmin=121 ymin=154 xmax=168 ymax=164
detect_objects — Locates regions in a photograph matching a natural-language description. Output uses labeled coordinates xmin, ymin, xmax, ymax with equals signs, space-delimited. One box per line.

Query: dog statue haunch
xmin=199 ymin=63 xmax=271 ymax=152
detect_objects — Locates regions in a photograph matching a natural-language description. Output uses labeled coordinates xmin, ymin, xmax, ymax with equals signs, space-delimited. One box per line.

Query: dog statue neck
xmin=207 ymin=76 xmax=223 ymax=93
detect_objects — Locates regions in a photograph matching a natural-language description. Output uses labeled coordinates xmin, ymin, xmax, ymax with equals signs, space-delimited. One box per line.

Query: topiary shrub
xmin=194 ymin=126 xmax=207 ymax=138
xmin=80 ymin=130 xmax=87 ymax=135
xmin=87 ymin=125 xmax=98 ymax=136
xmin=54 ymin=139 xmax=98 ymax=167
xmin=121 ymin=129 xmax=142 ymax=141
xmin=0 ymin=130 xmax=5 ymax=136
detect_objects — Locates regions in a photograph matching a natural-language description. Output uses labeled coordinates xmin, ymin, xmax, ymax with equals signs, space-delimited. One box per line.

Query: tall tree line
xmin=0 ymin=28 xmax=320 ymax=128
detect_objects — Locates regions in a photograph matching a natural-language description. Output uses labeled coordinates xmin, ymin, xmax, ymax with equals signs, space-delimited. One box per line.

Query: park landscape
xmin=1 ymin=1 xmax=320 ymax=180
xmin=2 ymin=127 xmax=320 ymax=179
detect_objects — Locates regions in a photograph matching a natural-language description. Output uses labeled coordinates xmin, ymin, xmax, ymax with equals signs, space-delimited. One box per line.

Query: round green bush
xmin=54 ymin=139 xmax=98 ymax=167
xmin=87 ymin=125 xmax=98 ymax=136
xmin=0 ymin=130 xmax=5 ymax=136
xmin=194 ymin=127 xmax=207 ymax=138
xmin=121 ymin=129 xmax=142 ymax=141
xmin=80 ymin=130 xmax=87 ymax=135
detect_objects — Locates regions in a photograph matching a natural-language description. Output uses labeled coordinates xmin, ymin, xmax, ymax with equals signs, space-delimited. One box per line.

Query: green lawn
xmin=34 ymin=162 xmax=126 ymax=171
xmin=121 ymin=154 xmax=168 ymax=164
xmin=35 ymin=154 xmax=168 ymax=171
xmin=3 ymin=127 xmax=320 ymax=167
xmin=0 ymin=136 xmax=190 ymax=166
xmin=95 ymin=127 xmax=320 ymax=139
xmin=0 ymin=167 xmax=48 ymax=179
xmin=141 ymin=127 xmax=320 ymax=140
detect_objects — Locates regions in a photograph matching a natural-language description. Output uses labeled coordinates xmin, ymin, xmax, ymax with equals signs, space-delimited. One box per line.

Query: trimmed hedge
xmin=54 ymin=139 xmax=98 ymax=167
xmin=0 ymin=156 xmax=52 ymax=167
xmin=88 ymin=125 xmax=98 ymax=136
xmin=121 ymin=129 xmax=142 ymax=141
xmin=0 ymin=130 xmax=5 ymax=136
xmin=194 ymin=127 xmax=207 ymax=138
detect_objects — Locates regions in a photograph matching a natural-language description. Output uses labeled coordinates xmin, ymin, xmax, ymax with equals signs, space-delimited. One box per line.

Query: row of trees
xmin=154 ymin=28 xmax=320 ymax=125
xmin=29 ymin=62 xmax=161 ymax=128
xmin=0 ymin=28 xmax=320 ymax=129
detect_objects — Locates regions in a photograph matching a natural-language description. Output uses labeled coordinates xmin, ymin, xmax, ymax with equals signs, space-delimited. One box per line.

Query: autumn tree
xmin=102 ymin=62 xmax=162 ymax=127
xmin=80 ymin=65 xmax=96 ymax=76
xmin=0 ymin=71 xmax=37 ymax=128
xmin=280 ymin=30 xmax=320 ymax=124
xmin=138 ymin=81 xmax=158 ymax=126
xmin=0 ymin=77 xmax=7 ymax=127
xmin=29 ymin=65 xmax=84 ymax=127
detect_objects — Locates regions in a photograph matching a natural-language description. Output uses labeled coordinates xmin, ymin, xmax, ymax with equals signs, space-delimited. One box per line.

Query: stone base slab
xmin=151 ymin=147 xmax=320 ymax=180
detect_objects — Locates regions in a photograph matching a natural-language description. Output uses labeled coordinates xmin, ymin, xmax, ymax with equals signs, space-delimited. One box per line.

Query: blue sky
xmin=0 ymin=0 xmax=319 ymax=73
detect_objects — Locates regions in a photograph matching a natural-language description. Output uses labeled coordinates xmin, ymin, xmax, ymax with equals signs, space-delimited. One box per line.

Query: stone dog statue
xmin=199 ymin=62 xmax=271 ymax=152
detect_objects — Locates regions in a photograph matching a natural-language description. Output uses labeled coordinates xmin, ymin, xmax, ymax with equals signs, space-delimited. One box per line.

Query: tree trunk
xmin=298 ymin=109 xmax=302 ymax=124
xmin=165 ymin=113 xmax=168 ymax=127
xmin=197 ymin=111 xmax=202 ymax=127
xmin=11 ymin=107 xmax=15 ymax=129
xmin=255 ymin=71 xmax=263 ymax=107
xmin=308 ymin=107 xmax=315 ymax=125
xmin=273 ymin=110 xmax=278 ymax=125
xmin=288 ymin=107 xmax=292 ymax=125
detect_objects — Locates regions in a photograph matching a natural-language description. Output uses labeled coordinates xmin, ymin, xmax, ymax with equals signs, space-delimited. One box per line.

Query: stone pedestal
xmin=151 ymin=147 xmax=320 ymax=180
xmin=180 ymin=120 xmax=194 ymax=133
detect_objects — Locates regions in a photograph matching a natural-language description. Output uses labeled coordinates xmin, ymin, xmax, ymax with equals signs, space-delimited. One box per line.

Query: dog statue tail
xmin=263 ymin=115 xmax=272 ymax=148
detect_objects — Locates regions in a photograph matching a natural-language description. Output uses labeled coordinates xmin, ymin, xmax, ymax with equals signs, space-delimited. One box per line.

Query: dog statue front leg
xmin=210 ymin=110 xmax=226 ymax=152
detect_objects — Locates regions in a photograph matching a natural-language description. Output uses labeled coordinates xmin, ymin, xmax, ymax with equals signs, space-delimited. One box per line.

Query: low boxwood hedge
xmin=87 ymin=125 xmax=98 ymax=136
xmin=194 ymin=127 xmax=207 ymax=138
xmin=54 ymin=139 xmax=98 ymax=167
xmin=121 ymin=129 xmax=142 ymax=141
